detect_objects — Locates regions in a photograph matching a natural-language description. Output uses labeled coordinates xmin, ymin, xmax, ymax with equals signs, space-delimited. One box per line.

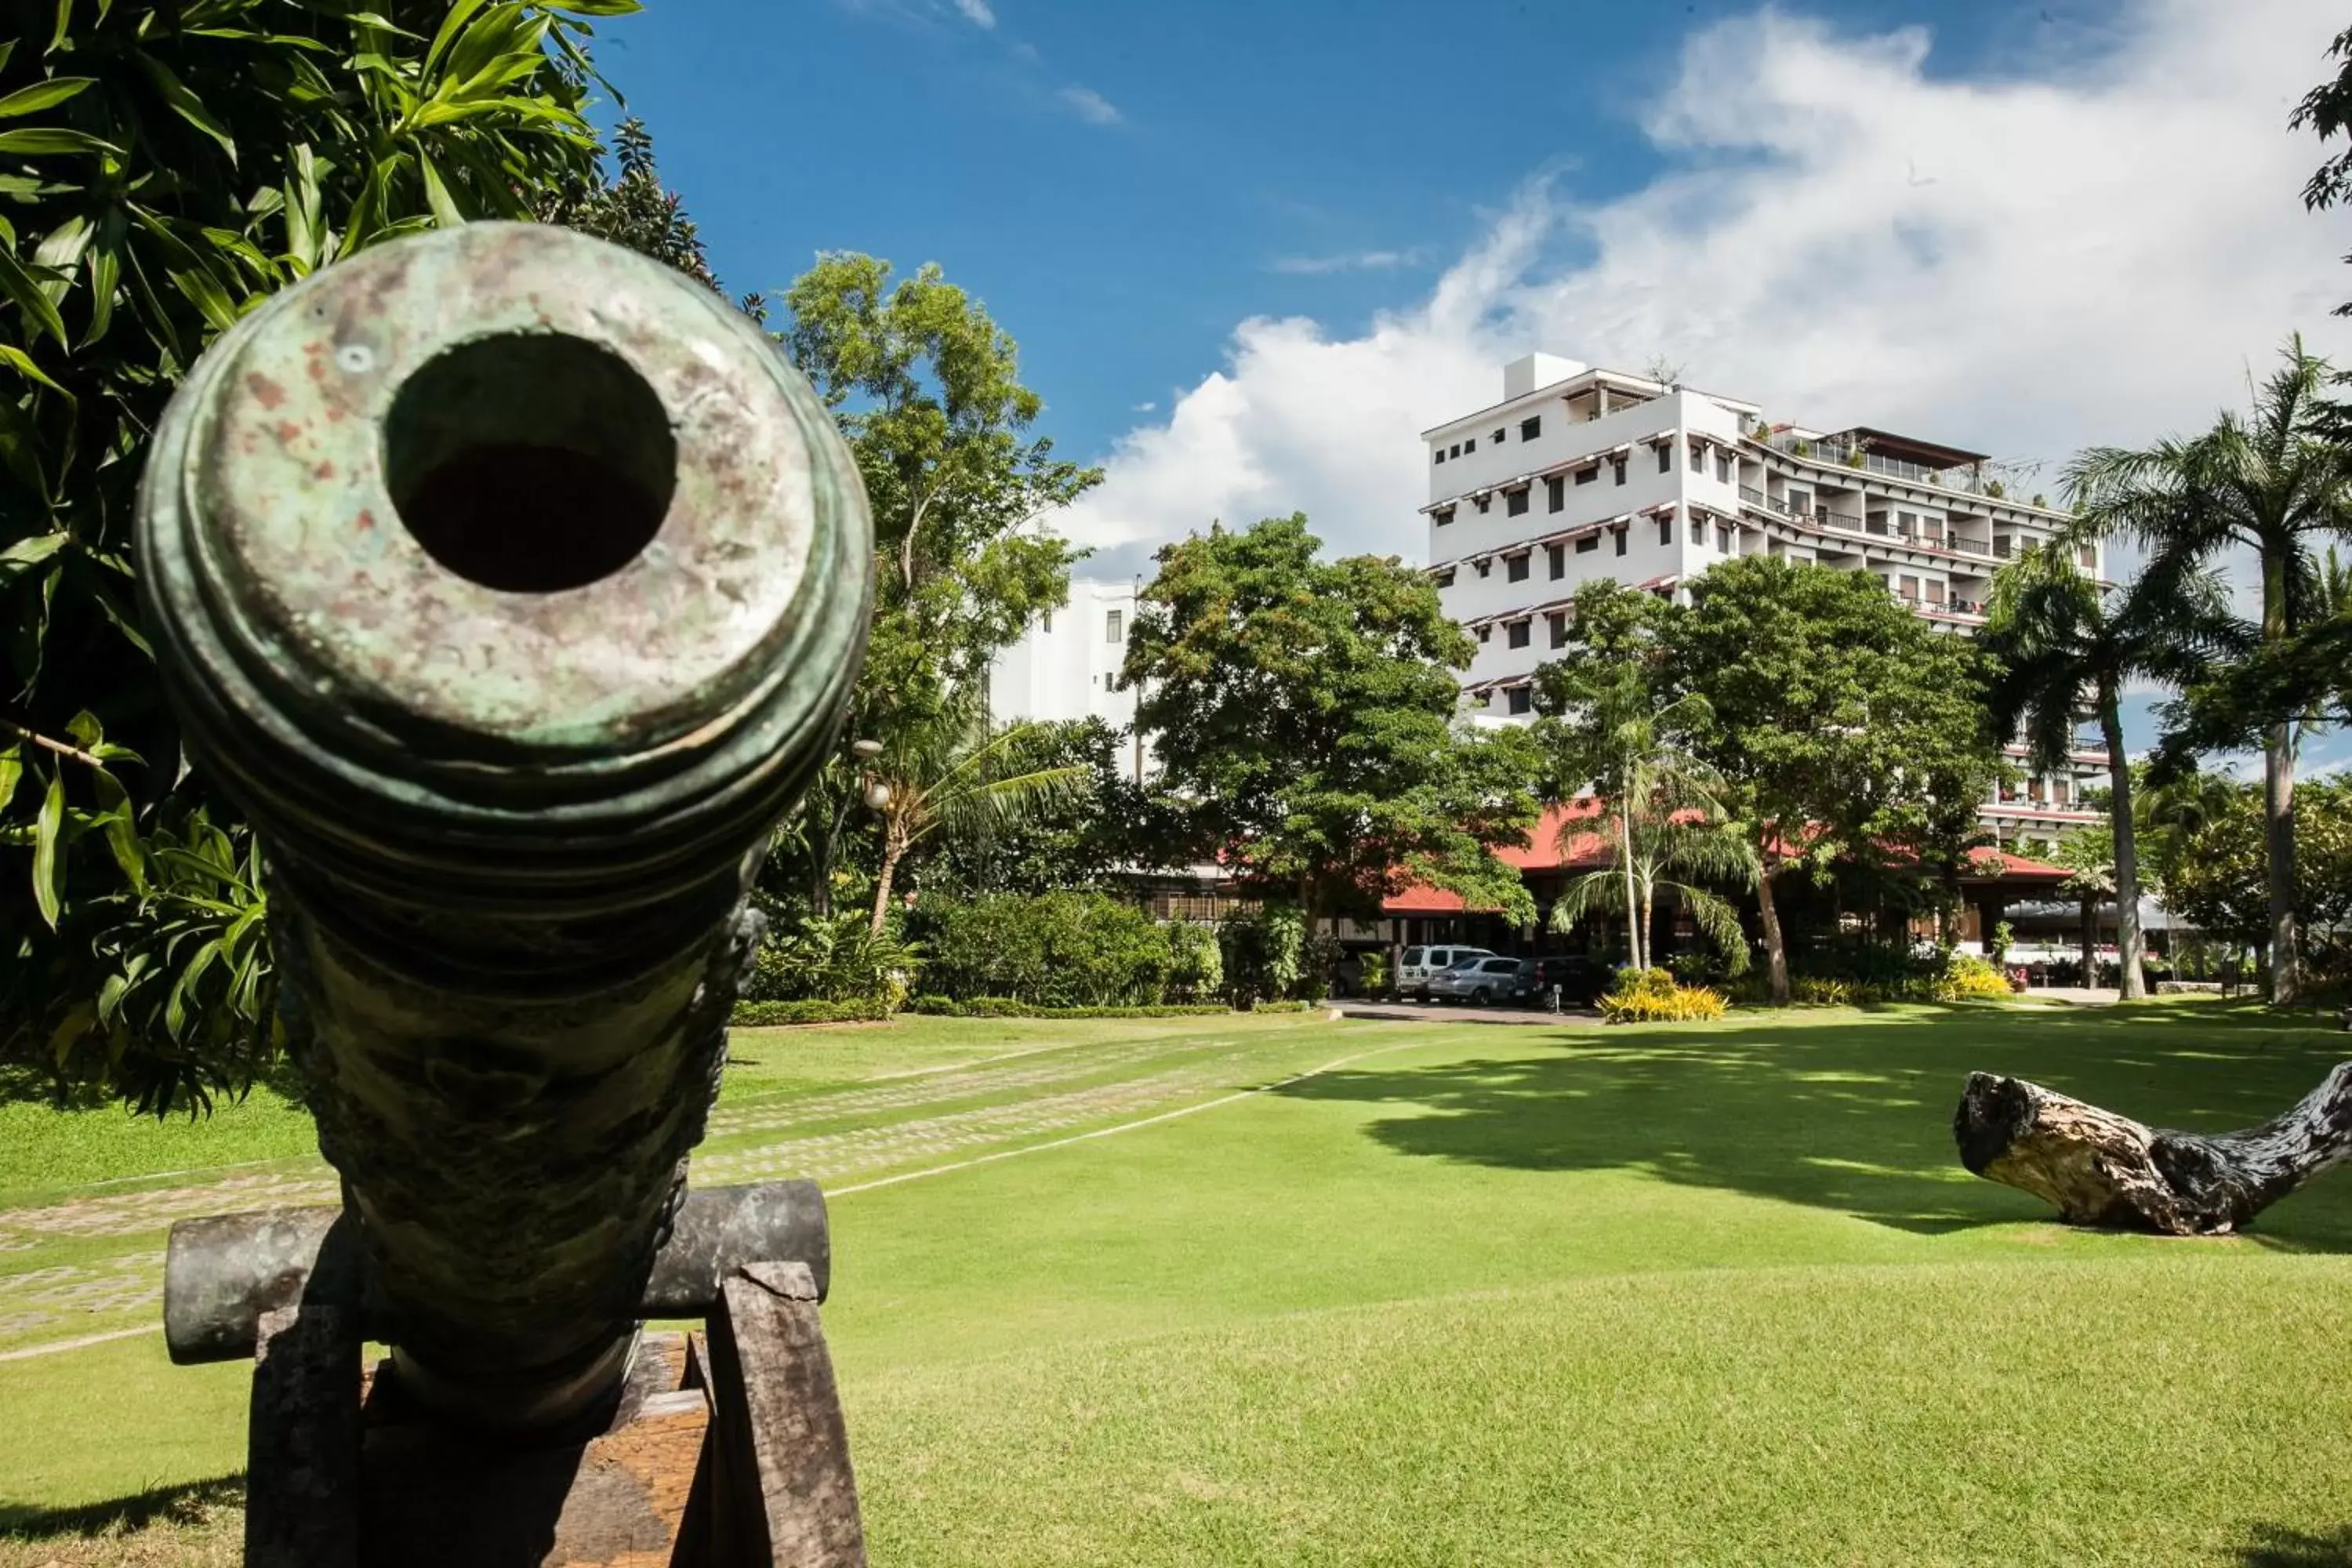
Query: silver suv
xmin=1399 ymin=945 xmax=1494 ymax=1002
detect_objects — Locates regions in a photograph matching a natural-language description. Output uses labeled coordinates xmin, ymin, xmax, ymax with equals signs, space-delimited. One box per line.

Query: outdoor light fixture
xmin=849 ymin=738 xmax=891 ymax=811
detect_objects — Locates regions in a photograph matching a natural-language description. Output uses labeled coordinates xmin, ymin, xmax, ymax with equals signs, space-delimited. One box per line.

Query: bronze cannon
xmin=136 ymin=220 xmax=872 ymax=1565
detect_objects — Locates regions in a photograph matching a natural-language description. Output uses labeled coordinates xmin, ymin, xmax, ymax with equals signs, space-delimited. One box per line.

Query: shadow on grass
xmin=2241 ymin=1523 xmax=2352 ymax=1566
xmin=0 ymin=1474 xmax=242 ymax=1537
xmin=1281 ymin=1001 xmax=2352 ymax=1246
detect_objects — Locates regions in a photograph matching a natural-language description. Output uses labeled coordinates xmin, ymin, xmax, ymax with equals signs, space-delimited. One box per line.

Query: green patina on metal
xmin=136 ymin=223 xmax=874 ymax=1428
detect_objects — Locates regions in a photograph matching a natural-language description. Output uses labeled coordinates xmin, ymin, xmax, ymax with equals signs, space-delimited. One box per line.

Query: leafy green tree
xmin=2050 ymin=822 xmax=2118 ymax=982
xmin=0 ymin=0 xmax=641 ymax=1109
xmin=1982 ymin=543 xmax=2237 ymax=1000
xmin=2292 ymin=24 xmax=2352 ymax=315
xmin=2154 ymin=778 xmax=2352 ymax=978
xmin=1120 ymin=514 xmax=1540 ymax=925
xmin=776 ymin=253 xmax=1099 ymax=724
xmin=2063 ymin=339 xmax=2352 ymax=1004
xmin=764 ymin=254 xmax=1102 ymax=917
xmin=1664 ymin=557 xmax=2002 ymax=1004
xmin=1530 ymin=580 xmax=1752 ymax=969
xmin=929 ymin=717 xmax=1172 ymax=896
xmin=539 ymin=114 xmax=726 ymax=297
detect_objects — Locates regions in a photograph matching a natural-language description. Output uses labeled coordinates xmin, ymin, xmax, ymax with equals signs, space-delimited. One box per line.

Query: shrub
xmin=1932 ymin=952 xmax=2014 ymax=1002
xmin=912 ymin=892 xmax=1174 ymax=1007
xmin=906 ymin=997 xmax=1229 ymax=1019
xmin=1220 ymin=906 xmax=1306 ymax=1004
xmin=1165 ymin=923 xmax=1225 ymax=1002
xmin=744 ymin=913 xmax=920 ymax=1012
xmin=1358 ymin=951 xmax=1391 ymax=996
xmin=1789 ymin=975 xmax=1856 ymax=1007
xmin=731 ymin=998 xmax=887 ymax=1027
xmin=1599 ymin=967 xmax=1729 ymax=1023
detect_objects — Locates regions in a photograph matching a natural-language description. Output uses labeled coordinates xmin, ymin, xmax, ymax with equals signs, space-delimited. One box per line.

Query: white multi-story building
xmin=1424 ymin=353 xmax=2103 ymax=848
xmin=985 ymin=577 xmax=1154 ymax=782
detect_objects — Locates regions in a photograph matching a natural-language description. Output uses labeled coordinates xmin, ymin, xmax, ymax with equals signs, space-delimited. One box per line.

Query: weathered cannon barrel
xmin=136 ymin=222 xmax=871 ymax=1428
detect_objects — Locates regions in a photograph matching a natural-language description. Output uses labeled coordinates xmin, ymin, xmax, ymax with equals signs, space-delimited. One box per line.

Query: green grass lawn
xmin=7 ymin=1001 xmax=2352 ymax=1564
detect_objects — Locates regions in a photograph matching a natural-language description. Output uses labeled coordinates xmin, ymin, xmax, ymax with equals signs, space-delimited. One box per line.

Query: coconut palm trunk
xmin=2096 ymin=678 xmax=2147 ymax=1000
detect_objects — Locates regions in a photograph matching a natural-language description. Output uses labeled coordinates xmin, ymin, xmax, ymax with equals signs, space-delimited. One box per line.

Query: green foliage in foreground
xmin=9 ymin=1004 xmax=2352 ymax=1566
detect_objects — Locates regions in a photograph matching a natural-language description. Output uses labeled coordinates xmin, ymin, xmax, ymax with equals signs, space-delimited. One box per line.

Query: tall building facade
xmin=985 ymin=577 xmax=1152 ymax=782
xmin=1425 ymin=354 xmax=2103 ymax=850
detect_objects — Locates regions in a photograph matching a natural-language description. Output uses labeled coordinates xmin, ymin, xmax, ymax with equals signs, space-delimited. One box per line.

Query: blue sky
xmin=596 ymin=0 xmax=2139 ymax=461
xmin=593 ymin=0 xmax=2352 ymax=766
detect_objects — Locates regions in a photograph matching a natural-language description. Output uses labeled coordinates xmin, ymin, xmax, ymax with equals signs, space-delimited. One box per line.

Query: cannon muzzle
xmin=136 ymin=221 xmax=871 ymax=1430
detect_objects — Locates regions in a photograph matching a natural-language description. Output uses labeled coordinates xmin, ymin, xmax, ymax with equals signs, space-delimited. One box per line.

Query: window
xmin=1898 ymin=574 xmax=1921 ymax=600
xmin=1926 ymin=579 xmax=1947 ymax=604
xmin=1105 ymin=609 xmax=1123 ymax=644
xmin=1433 ymin=448 xmax=1445 ymax=465
xmin=1548 ymin=612 xmax=1568 ymax=648
xmin=1507 ymin=686 xmax=1534 ymax=716
xmin=1574 ymin=465 xmax=1598 ymax=486
xmin=1546 ymin=475 xmax=1565 ymax=512
xmin=2078 ymin=545 xmax=2096 ymax=569
xmin=1506 ymin=553 xmax=1530 ymax=583
xmin=1507 ymin=619 xmax=1532 ymax=649
xmin=1656 ymin=443 xmax=1671 ymax=474
xmin=1866 ymin=509 xmax=1889 ymax=535
xmin=1612 ymin=459 xmax=1628 ymax=486
xmin=1449 ymin=443 xmax=1461 ymax=458
xmin=1494 ymin=428 xmax=1506 ymax=446
xmin=1472 ymin=690 xmax=1493 ymax=709
xmin=1433 ymin=506 xmax=1454 ymax=528
xmin=1520 ymin=416 xmax=1542 ymax=441
xmin=1896 ymin=510 xmax=1918 ymax=539
xmin=1506 ymin=488 xmax=1530 ymax=517
xmin=1476 ymin=625 xmax=1492 ymax=643
xmin=1715 ymin=452 xmax=1731 ymax=483
xmin=1465 ymin=437 xmax=1476 ymax=451
xmin=1433 ymin=568 xmax=1457 ymax=589
xmin=1717 ymin=522 xmax=1733 ymax=552
xmin=1041 ymin=612 xmax=1053 ymax=633
xmin=1575 ymin=533 xmax=1599 ymax=554
xmin=1614 ymin=528 xmax=1628 ymax=557
xmin=1474 ymin=494 xmax=1492 ymax=514
xmin=1658 ymin=517 xmax=1674 ymax=546
xmin=1548 ymin=543 xmax=1566 ymax=579
xmin=1474 ymin=558 xmax=1491 ymax=577
xmin=1690 ymin=441 xmax=1704 ymax=473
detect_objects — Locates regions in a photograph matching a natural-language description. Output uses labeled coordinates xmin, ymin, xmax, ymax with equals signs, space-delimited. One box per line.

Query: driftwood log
xmin=1953 ymin=1065 xmax=2352 ymax=1234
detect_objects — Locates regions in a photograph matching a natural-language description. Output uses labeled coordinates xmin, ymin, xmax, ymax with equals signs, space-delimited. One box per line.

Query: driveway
xmin=1332 ymin=1001 xmax=1600 ymax=1025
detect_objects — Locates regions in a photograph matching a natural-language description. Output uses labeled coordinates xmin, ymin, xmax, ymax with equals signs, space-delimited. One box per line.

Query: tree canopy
xmin=1121 ymin=514 xmax=1539 ymax=924
xmin=1661 ymin=557 xmax=2002 ymax=1000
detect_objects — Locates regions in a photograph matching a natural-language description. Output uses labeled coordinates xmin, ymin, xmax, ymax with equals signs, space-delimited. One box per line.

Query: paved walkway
xmin=2024 ymin=986 xmax=2122 ymax=1006
xmin=1334 ymin=1002 xmax=1597 ymax=1026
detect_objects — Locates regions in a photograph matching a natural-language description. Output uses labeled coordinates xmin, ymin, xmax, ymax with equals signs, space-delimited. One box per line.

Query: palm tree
xmin=1534 ymin=660 xmax=1732 ymax=968
xmin=1982 ymin=544 xmax=2236 ymax=1000
xmin=860 ymin=704 xmax=1090 ymax=935
xmin=1549 ymin=808 xmax=1756 ymax=975
xmin=2063 ymin=339 xmax=2352 ymax=1003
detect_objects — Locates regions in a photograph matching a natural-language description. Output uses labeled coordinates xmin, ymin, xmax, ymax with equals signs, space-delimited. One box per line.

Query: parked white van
xmin=1398 ymin=946 xmax=1494 ymax=1002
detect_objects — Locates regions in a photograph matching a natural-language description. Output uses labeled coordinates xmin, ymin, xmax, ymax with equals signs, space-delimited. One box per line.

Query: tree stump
xmin=1952 ymin=1064 xmax=2352 ymax=1234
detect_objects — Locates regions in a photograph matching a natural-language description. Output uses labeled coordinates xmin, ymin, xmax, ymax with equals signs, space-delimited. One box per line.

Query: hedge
xmin=731 ymin=998 xmax=890 ymax=1027
xmin=908 ymin=996 xmax=1231 ymax=1020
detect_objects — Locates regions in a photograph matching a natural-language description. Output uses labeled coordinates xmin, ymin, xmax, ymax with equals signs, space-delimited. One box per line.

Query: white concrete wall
xmin=987 ymin=579 xmax=1149 ymax=779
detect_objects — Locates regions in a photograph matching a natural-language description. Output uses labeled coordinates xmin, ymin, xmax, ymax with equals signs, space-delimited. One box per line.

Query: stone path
xmin=0 ymin=1028 xmax=1293 ymax=1352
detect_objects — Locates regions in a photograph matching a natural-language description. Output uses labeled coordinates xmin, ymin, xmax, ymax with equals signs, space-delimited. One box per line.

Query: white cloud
xmin=1057 ymin=0 xmax=2352 ymax=569
xmin=952 ymin=0 xmax=996 ymax=24
xmin=1058 ymin=85 xmax=1122 ymax=125
xmin=1269 ymin=249 xmax=1424 ymax=275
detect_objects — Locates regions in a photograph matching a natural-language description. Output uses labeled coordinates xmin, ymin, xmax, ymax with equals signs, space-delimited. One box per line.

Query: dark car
xmin=1526 ymin=956 xmax=1610 ymax=1009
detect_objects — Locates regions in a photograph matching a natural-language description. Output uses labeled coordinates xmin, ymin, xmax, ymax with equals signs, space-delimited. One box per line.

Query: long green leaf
xmin=31 ymin=767 xmax=64 ymax=927
xmin=135 ymin=54 xmax=238 ymax=163
xmin=0 ymin=742 xmax=19 ymax=815
xmin=0 ymin=530 xmax=70 ymax=580
xmin=0 ymin=77 xmax=94 ymax=118
xmin=0 ymin=126 xmax=123 ymax=156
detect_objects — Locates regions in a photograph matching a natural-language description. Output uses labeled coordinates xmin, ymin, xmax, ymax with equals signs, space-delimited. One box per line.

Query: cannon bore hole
xmin=383 ymin=333 xmax=677 ymax=593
